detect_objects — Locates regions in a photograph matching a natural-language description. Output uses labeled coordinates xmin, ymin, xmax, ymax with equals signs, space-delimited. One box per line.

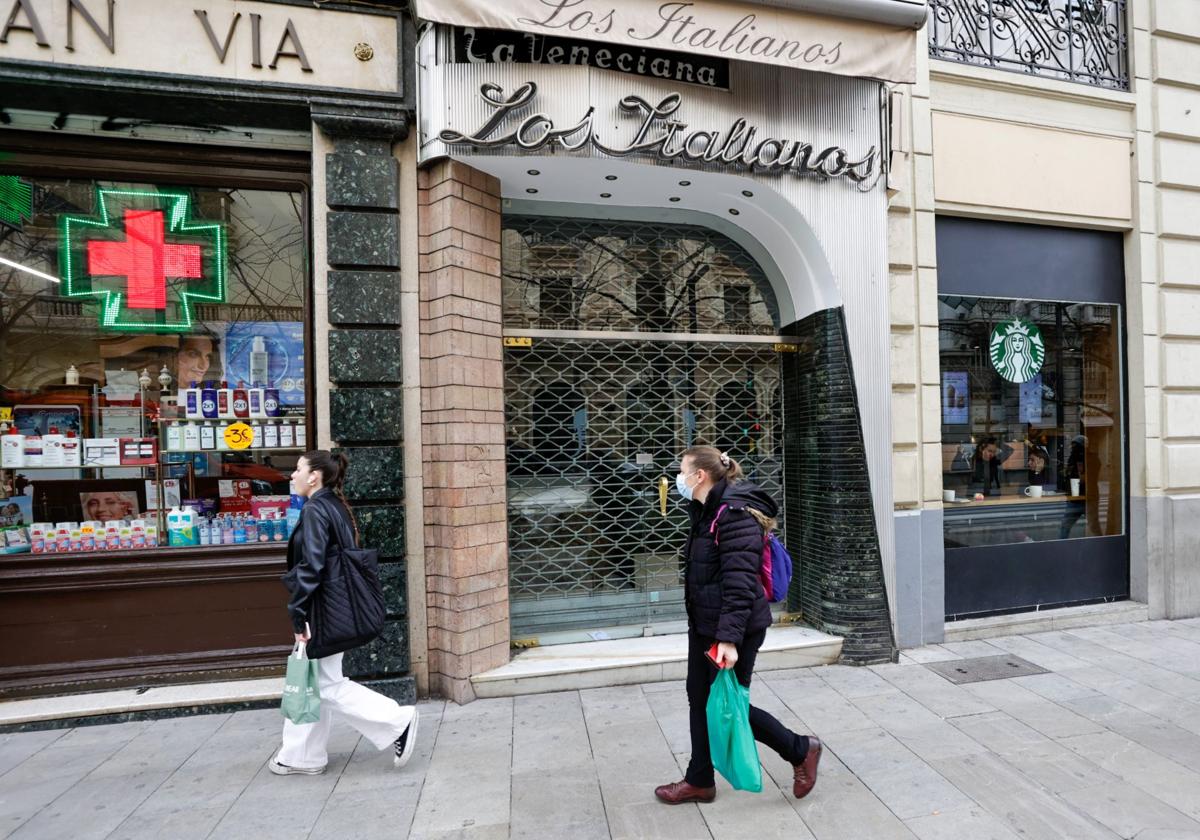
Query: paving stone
xmin=408 ymin=698 xmax=514 ymax=839
xmin=961 ymin=680 xmax=1104 ymax=740
xmin=0 ymin=722 xmax=151 ymax=837
xmin=813 ymin=664 xmax=897 ymax=699
xmin=904 ymin=805 xmax=1023 ymax=840
xmin=927 ymin=751 xmax=1122 ymax=840
xmin=818 ymin=727 xmax=974 ymax=820
xmin=0 ymin=730 xmax=66 ymax=779
xmin=1060 ymin=730 xmax=1200 ymax=819
xmin=770 ymin=679 xmax=875 ymax=734
xmin=580 ymin=688 xmax=711 ymax=840
xmin=870 ymin=661 xmax=997 ymax=719
xmin=750 ymin=683 xmax=919 ymax=840
xmin=937 ymin=640 xmax=1007 ymax=659
xmin=1060 ymin=782 xmax=1200 ymax=839
xmin=898 ymin=646 xmax=962 ymax=664
xmin=9 ymin=715 xmax=229 ymax=840
xmin=984 ymin=634 xmax=1094 ymax=672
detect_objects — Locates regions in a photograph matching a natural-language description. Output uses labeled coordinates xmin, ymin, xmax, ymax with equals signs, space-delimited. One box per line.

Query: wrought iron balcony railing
xmin=928 ymin=0 xmax=1128 ymax=91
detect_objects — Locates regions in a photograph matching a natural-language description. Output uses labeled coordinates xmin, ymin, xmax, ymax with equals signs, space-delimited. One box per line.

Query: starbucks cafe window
xmin=939 ymin=296 xmax=1125 ymax=548
xmin=0 ymin=149 xmax=309 ymax=557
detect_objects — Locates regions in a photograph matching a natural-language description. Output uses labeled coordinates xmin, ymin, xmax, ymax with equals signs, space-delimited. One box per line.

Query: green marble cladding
xmin=378 ymin=559 xmax=408 ymax=616
xmin=338 ymin=446 xmax=404 ymax=500
xmin=357 ymin=505 xmax=406 ymax=560
xmin=330 ymin=388 xmax=402 ymax=442
xmin=326 ymin=152 xmax=399 ymax=210
xmin=327 ymin=211 xmax=400 ymax=269
xmin=329 ymin=329 xmax=403 ymax=382
xmin=328 ymin=271 xmax=401 ymax=326
xmin=343 ymin=620 xmax=409 ymax=676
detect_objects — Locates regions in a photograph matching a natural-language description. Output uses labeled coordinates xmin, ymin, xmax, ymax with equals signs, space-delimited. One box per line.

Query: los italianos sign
xmin=0 ymin=0 xmax=398 ymax=93
xmin=414 ymin=0 xmax=918 ymax=84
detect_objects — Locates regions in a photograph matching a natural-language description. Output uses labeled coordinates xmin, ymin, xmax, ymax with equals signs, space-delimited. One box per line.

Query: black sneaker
xmin=393 ymin=709 xmax=419 ymax=768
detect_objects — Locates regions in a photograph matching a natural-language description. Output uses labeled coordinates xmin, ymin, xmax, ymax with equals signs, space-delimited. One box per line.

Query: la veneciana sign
xmin=450 ymin=25 xmax=730 ymax=89
xmin=0 ymin=0 xmax=398 ymax=93
xmin=438 ymin=82 xmax=881 ymax=187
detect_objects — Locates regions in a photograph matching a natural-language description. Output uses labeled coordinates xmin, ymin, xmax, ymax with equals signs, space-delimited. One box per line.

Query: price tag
xmin=224 ymin=422 xmax=254 ymax=450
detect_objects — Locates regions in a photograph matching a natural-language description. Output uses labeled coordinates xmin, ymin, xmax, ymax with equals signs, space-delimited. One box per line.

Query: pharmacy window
xmin=0 ymin=155 xmax=309 ymax=556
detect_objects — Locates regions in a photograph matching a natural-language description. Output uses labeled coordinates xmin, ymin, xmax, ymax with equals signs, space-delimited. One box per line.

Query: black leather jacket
xmin=684 ymin=479 xmax=775 ymax=644
xmin=283 ymin=488 xmax=357 ymax=634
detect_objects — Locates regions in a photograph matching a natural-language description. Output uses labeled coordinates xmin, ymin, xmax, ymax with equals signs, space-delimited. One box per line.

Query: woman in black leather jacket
xmin=654 ymin=445 xmax=822 ymax=805
xmin=270 ymin=450 xmax=419 ymax=776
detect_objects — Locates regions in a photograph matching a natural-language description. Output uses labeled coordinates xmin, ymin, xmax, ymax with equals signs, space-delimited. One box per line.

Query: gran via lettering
xmin=0 ymin=0 xmax=312 ymax=71
xmin=516 ymin=0 xmax=842 ymax=69
xmin=438 ymin=82 xmax=879 ymax=186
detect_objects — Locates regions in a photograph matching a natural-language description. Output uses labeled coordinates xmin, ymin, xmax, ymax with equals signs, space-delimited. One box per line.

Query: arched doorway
xmin=501 ymin=214 xmax=789 ymax=640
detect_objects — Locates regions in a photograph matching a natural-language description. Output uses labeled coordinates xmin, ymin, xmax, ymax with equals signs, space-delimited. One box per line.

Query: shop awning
xmin=412 ymin=0 xmax=920 ymax=84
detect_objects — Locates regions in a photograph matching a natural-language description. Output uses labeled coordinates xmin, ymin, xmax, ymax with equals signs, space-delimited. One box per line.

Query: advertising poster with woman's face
xmin=80 ymin=491 xmax=139 ymax=522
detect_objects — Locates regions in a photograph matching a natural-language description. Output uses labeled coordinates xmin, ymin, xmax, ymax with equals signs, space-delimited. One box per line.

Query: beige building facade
xmin=888 ymin=0 xmax=1200 ymax=646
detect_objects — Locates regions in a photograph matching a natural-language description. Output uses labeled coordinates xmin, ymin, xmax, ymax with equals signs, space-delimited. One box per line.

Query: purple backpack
xmin=709 ymin=504 xmax=793 ymax=603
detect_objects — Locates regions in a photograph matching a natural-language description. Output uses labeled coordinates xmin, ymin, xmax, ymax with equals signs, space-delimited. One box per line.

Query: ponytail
xmin=303 ymin=449 xmax=359 ymax=545
xmin=681 ymin=445 xmax=744 ymax=484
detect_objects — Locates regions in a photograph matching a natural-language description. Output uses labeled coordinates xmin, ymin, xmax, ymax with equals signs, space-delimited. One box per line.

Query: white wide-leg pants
xmin=276 ymin=652 xmax=415 ymax=770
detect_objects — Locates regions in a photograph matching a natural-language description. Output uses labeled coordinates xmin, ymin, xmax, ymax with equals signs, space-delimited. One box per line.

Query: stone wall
xmin=417 ymin=159 xmax=510 ymax=703
xmin=315 ymin=116 xmax=413 ymax=702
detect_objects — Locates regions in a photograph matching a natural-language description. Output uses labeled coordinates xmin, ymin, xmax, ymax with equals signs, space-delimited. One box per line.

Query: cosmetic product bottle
xmin=232 ymin=381 xmax=249 ymax=419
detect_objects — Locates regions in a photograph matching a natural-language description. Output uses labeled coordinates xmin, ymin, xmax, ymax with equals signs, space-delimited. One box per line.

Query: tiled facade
xmin=417 ymin=160 xmax=510 ymax=703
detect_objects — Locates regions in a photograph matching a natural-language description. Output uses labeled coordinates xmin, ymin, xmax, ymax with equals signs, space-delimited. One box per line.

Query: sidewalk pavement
xmin=3 ymin=619 xmax=1200 ymax=840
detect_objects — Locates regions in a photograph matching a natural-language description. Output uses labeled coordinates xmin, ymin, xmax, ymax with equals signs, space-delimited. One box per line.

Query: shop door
xmin=500 ymin=215 xmax=787 ymax=642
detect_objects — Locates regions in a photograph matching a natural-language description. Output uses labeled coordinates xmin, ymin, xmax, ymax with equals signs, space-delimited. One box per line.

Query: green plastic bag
xmin=706 ymin=667 xmax=763 ymax=792
xmin=280 ymin=642 xmax=322 ymax=725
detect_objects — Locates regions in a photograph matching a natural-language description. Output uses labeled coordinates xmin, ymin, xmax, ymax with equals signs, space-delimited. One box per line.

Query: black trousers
xmin=684 ymin=629 xmax=808 ymax=788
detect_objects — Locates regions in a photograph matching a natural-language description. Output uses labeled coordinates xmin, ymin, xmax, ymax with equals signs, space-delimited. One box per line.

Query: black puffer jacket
xmin=684 ymin=479 xmax=775 ymax=643
xmin=282 ymin=488 xmax=356 ymax=635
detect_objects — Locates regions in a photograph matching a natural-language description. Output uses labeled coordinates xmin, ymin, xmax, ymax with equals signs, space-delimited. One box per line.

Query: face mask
xmin=676 ymin=471 xmax=694 ymax=501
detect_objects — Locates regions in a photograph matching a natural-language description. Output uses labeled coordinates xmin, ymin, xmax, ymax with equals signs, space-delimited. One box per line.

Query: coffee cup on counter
xmin=1024 ymin=485 xmax=1044 ymax=498
xmin=1070 ymin=478 xmax=1081 ymax=497
xmin=943 ymin=489 xmax=955 ymax=502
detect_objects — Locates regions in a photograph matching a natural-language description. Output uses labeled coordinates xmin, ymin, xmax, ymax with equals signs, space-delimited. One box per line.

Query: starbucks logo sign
xmin=990 ymin=317 xmax=1045 ymax=383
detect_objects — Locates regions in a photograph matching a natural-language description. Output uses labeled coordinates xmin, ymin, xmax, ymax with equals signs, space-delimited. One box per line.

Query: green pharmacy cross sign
xmin=990 ymin=316 xmax=1045 ymax=384
xmin=58 ymin=188 xmax=226 ymax=332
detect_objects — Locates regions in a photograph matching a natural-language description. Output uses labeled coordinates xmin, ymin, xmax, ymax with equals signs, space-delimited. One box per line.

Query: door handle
xmin=659 ymin=476 xmax=669 ymax=517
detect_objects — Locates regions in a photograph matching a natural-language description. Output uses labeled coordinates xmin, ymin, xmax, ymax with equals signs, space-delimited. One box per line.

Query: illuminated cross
xmin=86 ymin=209 xmax=203 ymax=310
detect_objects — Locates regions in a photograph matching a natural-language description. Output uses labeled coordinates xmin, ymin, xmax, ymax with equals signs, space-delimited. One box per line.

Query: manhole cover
xmin=923 ymin=655 xmax=1048 ymax=684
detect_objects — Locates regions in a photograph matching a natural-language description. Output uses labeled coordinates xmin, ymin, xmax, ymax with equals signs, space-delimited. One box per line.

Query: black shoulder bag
xmin=306 ymin=506 xmax=386 ymax=659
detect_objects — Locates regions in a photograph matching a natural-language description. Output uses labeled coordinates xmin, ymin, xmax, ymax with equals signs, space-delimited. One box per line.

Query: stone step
xmin=943 ymin=600 xmax=1149 ymax=642
xmin=470 ymin=625 xmax=844 ymax=699
xmin=0 ymin=677 xmax=284 ymax=732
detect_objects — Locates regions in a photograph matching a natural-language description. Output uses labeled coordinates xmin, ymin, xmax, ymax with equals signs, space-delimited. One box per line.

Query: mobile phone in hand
xmin=706 ymin=642 xmax=721 ymax=667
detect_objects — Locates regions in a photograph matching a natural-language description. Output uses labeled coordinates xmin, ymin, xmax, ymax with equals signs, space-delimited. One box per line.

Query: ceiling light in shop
xmin=678 ymin=180 xmax=691 ymax=186
xmin=605 ymin=175 xmax=618 ymax=181
xmin=669 ymin=197 xmax=681 ymax=202
xmin=742 ymin=190 xmax=754 ymax=197
xmin=526 ymin=188 xmax=538 ymax=194
xmin=527 ymin=169 xmax=540 ymax=176
xmin=600 ymin=193 xmax=612 ymax=198
xmin=728 ymin=208 xmax=740 ymax=215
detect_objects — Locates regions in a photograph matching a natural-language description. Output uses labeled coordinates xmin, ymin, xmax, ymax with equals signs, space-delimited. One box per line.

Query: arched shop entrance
xmin=501 ymin=214 xmax=788 ymax=641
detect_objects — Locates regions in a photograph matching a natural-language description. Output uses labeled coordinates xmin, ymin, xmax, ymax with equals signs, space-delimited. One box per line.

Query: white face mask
xmin=676 ymin=470 xmax=696 ymax=500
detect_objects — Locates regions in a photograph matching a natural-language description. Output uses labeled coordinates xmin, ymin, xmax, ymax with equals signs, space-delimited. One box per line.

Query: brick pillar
xmin=418 ymin=159 xmax=509 ymax=703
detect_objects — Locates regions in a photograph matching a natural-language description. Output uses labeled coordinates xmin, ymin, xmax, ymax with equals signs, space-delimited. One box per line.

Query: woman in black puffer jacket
xmin=654 ymin=445 xmax=822 ymax=805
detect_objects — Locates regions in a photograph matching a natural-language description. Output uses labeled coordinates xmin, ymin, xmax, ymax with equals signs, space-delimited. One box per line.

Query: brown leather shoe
xmin=793 ymin=736 xmax=822 ymax=799
xmin=654 ymin=779 xmax=716 ymax=805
